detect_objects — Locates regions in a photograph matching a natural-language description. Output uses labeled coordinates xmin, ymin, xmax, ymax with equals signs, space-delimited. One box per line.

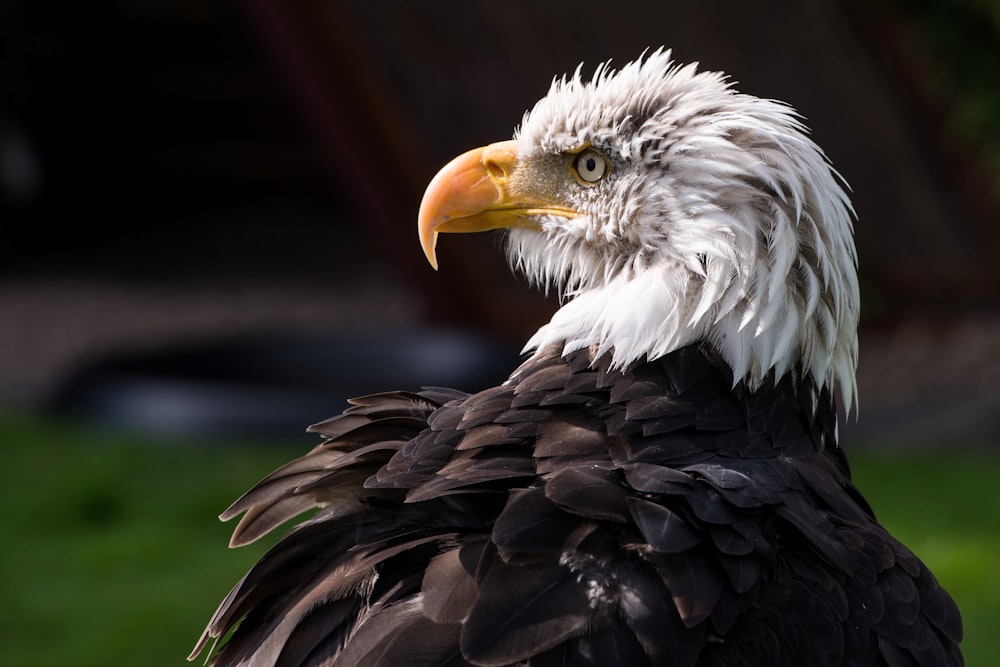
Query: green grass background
xmin=1 ymin=411 xmax=996 ymax=666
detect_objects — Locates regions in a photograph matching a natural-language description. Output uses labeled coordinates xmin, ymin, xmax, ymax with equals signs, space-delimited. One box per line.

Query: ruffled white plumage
xmin=509 ymin=48 xmax=859 ymax=411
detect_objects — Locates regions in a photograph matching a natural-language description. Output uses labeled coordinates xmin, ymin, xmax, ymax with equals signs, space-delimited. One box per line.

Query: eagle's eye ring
xmin=572 ymin=149 xmax=609 ymax=184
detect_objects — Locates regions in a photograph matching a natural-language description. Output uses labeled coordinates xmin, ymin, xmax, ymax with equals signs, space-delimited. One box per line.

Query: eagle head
xmin=419 ymin=49 xmax=859 ymax=410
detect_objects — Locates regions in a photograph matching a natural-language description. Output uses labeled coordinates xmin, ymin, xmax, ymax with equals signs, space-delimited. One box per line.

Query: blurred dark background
xmin=1 ymin=0 xmax=998 ymax=444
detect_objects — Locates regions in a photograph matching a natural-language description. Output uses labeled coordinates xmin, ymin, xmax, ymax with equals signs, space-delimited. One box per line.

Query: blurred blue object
xmin=49 ymin=329 xmax=522 ymax=441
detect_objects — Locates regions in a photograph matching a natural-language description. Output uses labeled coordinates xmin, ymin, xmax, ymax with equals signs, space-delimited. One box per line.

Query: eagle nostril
xmin=484 ymin=159 xmax=507 ymax=182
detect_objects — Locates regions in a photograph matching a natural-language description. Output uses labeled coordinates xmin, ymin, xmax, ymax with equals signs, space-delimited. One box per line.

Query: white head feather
xmin=508 ymin=49 xmax=860 ymax=410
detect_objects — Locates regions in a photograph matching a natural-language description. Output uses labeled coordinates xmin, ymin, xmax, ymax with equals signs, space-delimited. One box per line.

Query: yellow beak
xmin=417 ymin=140 xmax=577 ymax=269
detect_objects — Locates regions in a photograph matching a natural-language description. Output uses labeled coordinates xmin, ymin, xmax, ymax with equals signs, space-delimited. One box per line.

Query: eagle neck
xmin=511 ymin=343 xmax=839 ymax=456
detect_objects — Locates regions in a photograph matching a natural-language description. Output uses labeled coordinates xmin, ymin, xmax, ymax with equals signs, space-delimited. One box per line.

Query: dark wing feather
xmin=490 ymin=488 xmax=586 ymax=561
xmin=627 ymin=497 xmax=703 ymax=553
xmin=330 ymin=598 xmax=470 ymax=667
xmin=530 ymin=621 xmax=651 ymax=667
xmin=193 ymin=346 xmax=963 ymax=666
xmin=544 ymin=466 xmax=630 ymax=522
xmin=421 ymin=541 xmax=484 ymax=624
xmin=459 ymin=560 xmax=592 ymax=666
xmin=614 ymin=559 xmax=706 ymax=666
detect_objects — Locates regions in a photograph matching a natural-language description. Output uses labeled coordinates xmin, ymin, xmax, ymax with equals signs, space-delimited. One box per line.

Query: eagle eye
xmin=572 ymin=149 xmax=609 ymax=184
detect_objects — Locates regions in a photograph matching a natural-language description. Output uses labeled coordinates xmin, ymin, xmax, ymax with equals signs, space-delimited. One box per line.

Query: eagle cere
xmin=191 ymin=49 xmax=963 ymax=666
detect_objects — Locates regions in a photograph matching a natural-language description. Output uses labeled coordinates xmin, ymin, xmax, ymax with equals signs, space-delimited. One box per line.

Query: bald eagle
xmin=191 ymin=50 xmax=963 ymax=666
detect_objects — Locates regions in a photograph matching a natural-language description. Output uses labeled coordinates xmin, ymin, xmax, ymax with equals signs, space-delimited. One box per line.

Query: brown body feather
xmin=191 ymin=344 xmax=962 ymax=666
